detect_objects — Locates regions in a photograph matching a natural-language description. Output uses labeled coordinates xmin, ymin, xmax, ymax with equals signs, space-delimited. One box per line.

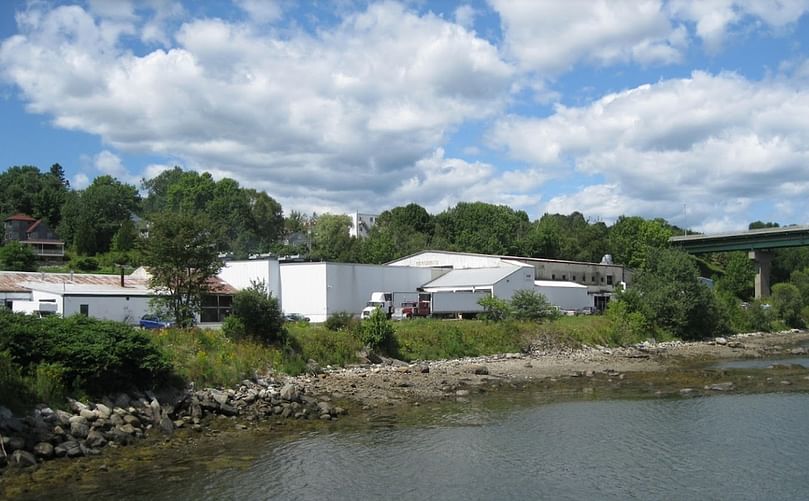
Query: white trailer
xmin=429 ymin=290 xmax=489 ymax=316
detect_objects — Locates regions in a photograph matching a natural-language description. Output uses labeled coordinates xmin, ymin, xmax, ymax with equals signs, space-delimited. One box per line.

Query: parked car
xmin=284 ymin=313 xmax=310 ymax=323
xmin=139 ymin=314 xmax=173 ymax=329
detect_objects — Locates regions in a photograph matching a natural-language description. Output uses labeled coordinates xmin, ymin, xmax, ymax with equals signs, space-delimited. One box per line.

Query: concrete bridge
xmin=670 ymin=225 xmax=809 ymax=299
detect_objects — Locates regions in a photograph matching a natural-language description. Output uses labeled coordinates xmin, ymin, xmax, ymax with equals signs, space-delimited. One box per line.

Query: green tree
xmin=312 ymin=213 xmax=358 ymax=261
xmin=357 ymin=307 xmax=397 ymax=355
xmin=225 ymin=280 xmax=284 ymax=343
xmin=716 ymin=252 xmax=755 ymax=300
xmin=749 ymin=221 xmax=779 ymax=229
xmin=362 ymin=203 xmax=433 ymax=263
xmin=59 ymin=176 xmax=140 ymax=255
xmin=139 ymin=211 xmax=223 ymax=327
xmin=510 ymin=289 xmax=560 ymax=322
xmin=608 ymin=216 xmax=672 ymax=268
xmin=433 ymin=202 xmax=530 ymax=255
xmin=618 ymin=248 xmax=730 ymax=340
xmin=0 ymin=242 xmax=37 ymax=271
xmin=478 ymin=295 xmax=512 ymax=322
xmin=771 ymin=283 xmax=803 ymax=328
xmin=0 ymin=164 xmax=70 ymax=227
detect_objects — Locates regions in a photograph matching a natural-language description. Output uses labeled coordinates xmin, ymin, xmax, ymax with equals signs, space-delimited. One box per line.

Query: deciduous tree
xmin=139 ymin=211 xmax=223 ymax=327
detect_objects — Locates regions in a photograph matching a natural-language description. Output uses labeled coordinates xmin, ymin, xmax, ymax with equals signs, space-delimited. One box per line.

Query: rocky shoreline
xmin=2 ymin=329 xmax=808 ymax=476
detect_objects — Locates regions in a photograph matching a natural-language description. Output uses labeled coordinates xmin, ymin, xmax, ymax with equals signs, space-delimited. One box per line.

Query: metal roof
xmin=0 ymin=270 xmax=237 ymax=295
xmin=421 ymin=266 xmax=523 ymax=289
xmin=20 ymin=281 xmax=154 ymax=296
xmin=387 ymin=249 xmax=625 ymax=268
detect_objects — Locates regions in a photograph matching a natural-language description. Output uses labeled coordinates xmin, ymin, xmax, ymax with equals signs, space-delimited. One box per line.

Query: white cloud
xmin=668 ymin=0 xmax=809 ymax=53
xmin=493 ymin=71 xmax=809 ymax=230
xmin=72 ymin=172 xmax=90 ymax=189
xmin=387 ymin=148 xmax=550 ymax=215
xmin=454 ymin=4 xmax=477 ymax=28
xmin=0 ymin=2 xmax=514 ymax=214
xmin=92 ymin=150 xmax=142 ymax=185
xmin=234 ymin=0 xmax=283 ymax=24
xmin=490 ymin=0 xmax=685 ymax=74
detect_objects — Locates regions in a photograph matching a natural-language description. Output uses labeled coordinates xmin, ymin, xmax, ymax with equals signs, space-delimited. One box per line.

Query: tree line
xmin=3 ymin=163 xmax=809 ymax=297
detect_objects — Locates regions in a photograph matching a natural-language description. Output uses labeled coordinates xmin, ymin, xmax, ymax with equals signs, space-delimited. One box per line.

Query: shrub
xmin=0 ymin=309 xmax=172 ymax=396
xmin=357 ymin=307 xmax=397 ymax=355
xmin=604 ymin=300 xmax=649 ymax=345
xmin=324 ymin=312 xmax=358 ymax=332
xmin=771 ymin=282 xmax=803 ymax=328
xmin=229 ymin=280 xmax=285 ymax=344
xmin=72 ymin=256 xmax=99 ymax=271
xmin=478 ymin=295 xmax=512 ymax=322
xmin=510 ymin=289 xmax=560 ymax=322
xmin=222 ymin=315 xmax=248 ymax=340
xmin=0 ymin=241 xmax=37 ymax=271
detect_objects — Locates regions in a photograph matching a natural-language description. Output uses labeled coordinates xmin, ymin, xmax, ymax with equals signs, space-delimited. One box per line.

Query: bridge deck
xmin=670 ymin=225 xmax=809 ymax=253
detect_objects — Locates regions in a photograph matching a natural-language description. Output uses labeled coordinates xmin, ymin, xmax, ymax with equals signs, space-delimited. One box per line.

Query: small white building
xmin=13 ymin=281 xmax=154 ymax=323
xmin=349 ymin=212 xmax=379 ymax=238
xmin=279 ymin=262 xmax=435 ymax=322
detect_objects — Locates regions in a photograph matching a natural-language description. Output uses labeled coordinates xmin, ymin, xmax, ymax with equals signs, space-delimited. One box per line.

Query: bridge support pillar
xmin=748 ymin=250 xmax=773 ymax=299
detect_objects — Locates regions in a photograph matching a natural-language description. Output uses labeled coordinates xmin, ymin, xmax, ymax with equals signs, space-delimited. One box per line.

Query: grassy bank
xmin=0 ymin=313 xmax=645 ymax=411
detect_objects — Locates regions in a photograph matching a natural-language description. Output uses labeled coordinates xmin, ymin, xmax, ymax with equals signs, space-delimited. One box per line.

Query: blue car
xmin=139 ymin=314 xmax=173 ymax=329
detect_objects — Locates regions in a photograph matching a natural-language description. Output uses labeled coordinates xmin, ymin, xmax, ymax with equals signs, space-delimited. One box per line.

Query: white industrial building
xmin=279 ymin=262 xmax=437 ymax=322
xmin=389 ymin=250 xmax=629 ymax=311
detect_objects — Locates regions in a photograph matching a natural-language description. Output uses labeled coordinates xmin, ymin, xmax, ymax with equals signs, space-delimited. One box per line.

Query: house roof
xmin=4 ymin=213 xmax=37 ymax=222
xmin=26 ymin=219 xmax=42 ymax=233
xmin=0 ymin=271 xmax=148 ymax=293
xmin=421 ymin=266 xmax=523 ymax=289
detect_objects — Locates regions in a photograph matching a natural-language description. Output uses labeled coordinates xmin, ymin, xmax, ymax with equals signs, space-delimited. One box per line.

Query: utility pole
xmin=683 ymin=204 xmax=687 ymax=236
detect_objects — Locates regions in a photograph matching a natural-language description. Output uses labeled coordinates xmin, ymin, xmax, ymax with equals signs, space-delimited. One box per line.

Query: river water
xmin=61 ymin=388 xmax=809 ymax=501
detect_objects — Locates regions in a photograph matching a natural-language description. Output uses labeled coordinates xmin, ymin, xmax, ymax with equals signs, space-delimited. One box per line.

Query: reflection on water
xmin=63 ymin=392 xmax=809 ymax=501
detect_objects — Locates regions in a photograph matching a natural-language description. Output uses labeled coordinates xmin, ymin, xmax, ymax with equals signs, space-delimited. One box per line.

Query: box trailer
xmin=429 ymin=290 xmax=489 ymax=316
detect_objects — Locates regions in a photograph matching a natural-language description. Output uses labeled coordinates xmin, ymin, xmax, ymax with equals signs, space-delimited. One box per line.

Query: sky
xmin=1 ymin=0 xmax=809 ymax=233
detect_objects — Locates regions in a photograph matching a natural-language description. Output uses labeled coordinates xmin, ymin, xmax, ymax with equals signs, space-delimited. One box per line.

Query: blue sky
xmin=2 ymin=0 xmax=809 ymax=232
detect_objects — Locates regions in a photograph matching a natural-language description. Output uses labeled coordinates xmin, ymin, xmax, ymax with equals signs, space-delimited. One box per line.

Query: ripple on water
xmin=35 ymin=392 xmax=809 ymax=501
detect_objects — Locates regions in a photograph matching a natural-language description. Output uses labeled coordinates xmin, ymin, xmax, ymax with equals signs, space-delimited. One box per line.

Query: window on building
xmin=592 ymin=276 xmax=596 ymax=283
xmin=572 ymin=275 xmax=576 ymax=281
xmin=601 ymin=277 xmax=605 ymax=283
xmin=562 ymin=275 xmax=567 ymax=280
xmin=551 ymin=274 xmax=556 ymax=280
xmin=79 ymin=304 xmax=89 ymax=316
xmin=201 ymin=295 xmax=233 ymax=323
xmin=607 ymin=275 xmax=613 ymax=285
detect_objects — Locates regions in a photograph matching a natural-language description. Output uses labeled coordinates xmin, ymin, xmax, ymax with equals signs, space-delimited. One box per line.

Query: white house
xmin=279 ymin=262 xmax=435 ymax=322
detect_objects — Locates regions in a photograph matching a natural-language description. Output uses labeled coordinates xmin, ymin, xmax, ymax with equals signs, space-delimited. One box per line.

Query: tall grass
xmin=287 ymin=323 xmax=362 ymax=367
xmin=394 ymin=319 xmax=532 ymax=361
xmin=149 ymin=328 xmax=281 ymax=387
